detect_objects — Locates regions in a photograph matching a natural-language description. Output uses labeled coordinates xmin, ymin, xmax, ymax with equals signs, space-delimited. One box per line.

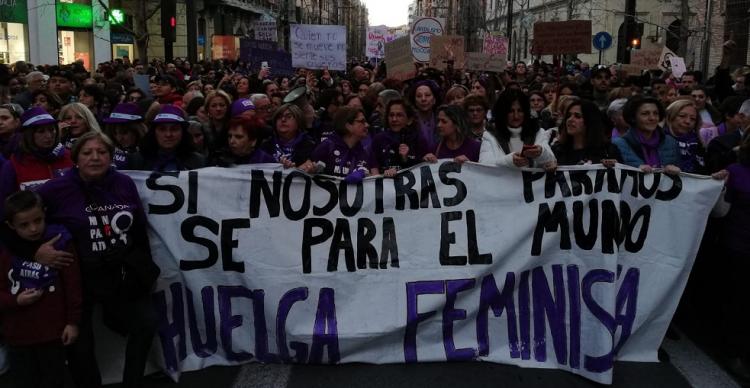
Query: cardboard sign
xmin=410 ymin=16 xmax=445 ymax=63
xmin=385 ymin=35 xmax=416 ymax=81
xmin=366 ymin=26 xmax=387 ymax=59
xmin=630 ymin=41 xmax=664 ymax=71
xmin=483 ymin=34 xmax=508 ymax=56
xmin=532 ymin=20 xmax=592 ymax=55
xmin=428 ymin=35 xmax=465 ymax=69
xmin=290 ymin=24 xmax=347 ymax=70
xmin=211 ymin=35 xmax=238 ymax=60
xmin=465 ymin=52 xmax=506 ymax=72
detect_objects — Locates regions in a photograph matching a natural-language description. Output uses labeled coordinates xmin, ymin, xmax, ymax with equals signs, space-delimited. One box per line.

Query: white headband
xmin=110 ymin=112 xmax=142 ymax=121
xmin=154 ymin=113 xmax=185 ymax=122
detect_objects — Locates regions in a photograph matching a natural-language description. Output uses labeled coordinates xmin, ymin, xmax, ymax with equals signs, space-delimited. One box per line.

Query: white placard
xmin=410 ymin=16 xmax=445 ymax=63
xmin=290 ymin=24 xmax=347 ymax=70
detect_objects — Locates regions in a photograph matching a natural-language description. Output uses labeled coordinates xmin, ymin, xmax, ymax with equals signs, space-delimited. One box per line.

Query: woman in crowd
xmin=444 ymin=85 xmax=469 ymax=106
xmin=372 ymin=99 xmax=428 ymax=177
xmin=102 ymin=103 xmax=146 ymax=169
xmin=208 ymin=117 xmax=275 ymax=167
xmin=36 ymin=131 xmax=159 ymax=388
xmin=528 ymin=90 xmax=547 ymax=119
xmin=471 ymin=76 xmax=497 ymax=109
xmin=58 ymin=103 xmax=102 ymax=149
xmin=188 ymin=120 xmax=209 ymax=156
xmin=0 ymin=103 xmax=22 ymax=157
xmin=0 ymin=107 xmax=73 ymax=201
xmin=203 ymin=90 xmax=232 ymax=148
xmin=423 ymin=105 xmax=481 ymax=164
xmin=31 ymin=90 xmax=63 ymax=118
xmin=664 ymin=99 xmax=705 ymax=173
xmin=409 ymin=80 xmax=441 ymax=151
xmin=310 ymin=106 xmax=378 ymax=182
xmin=78 ymin=84 xmax=106 ymax=121
xmin=612 ymin=96 xmax=681 ymax=174
xmin=259 ymin=104 xmax=316 ymax=170
xmin=236 ymin=76 xmax=252 ymax=100
xmin=607 ymin=98 xmax=630 ymax=140
xmin=484 ymin=89 xmax=555 ymax=169
xmin=127 ymin=105 xmax=205 ymax=171
xmin=551 ymin=100 xmax=622 ymax=166
xmin=340 ymin=79 xmax=353 ymax=99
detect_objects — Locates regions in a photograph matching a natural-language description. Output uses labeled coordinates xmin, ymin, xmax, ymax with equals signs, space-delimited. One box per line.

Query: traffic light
xmin=625 ymin=21 xmax=644 ymax=50
xmin=161 ymin=0 xmax=177 ymax=42
xmin=630 ymin=37 xmax=641 ymax=50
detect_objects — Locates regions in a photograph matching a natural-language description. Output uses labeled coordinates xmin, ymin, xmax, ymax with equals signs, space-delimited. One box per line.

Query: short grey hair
xmin=739 ymin=99 xmax=750 ymax=116
xmin=25 ymin=71 xmax=44 ymax=82
xmin=250 ymin=93 xmax=269 ymax=104
xmin=607 ymin=98 xmax=628 ymax=118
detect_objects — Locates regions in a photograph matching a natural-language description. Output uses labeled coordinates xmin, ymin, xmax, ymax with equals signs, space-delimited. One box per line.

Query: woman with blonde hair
xmin=58 ymin=103 xmax=101 ymax=149
xmin=665 ymin=99 xmax=705 ymax=173
xmin=203 ymin=90 xmax=233 ymax=149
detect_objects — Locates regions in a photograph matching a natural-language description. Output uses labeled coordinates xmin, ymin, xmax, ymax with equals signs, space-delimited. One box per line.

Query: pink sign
xmin=483 ymin=35 xmax=508 ymax=56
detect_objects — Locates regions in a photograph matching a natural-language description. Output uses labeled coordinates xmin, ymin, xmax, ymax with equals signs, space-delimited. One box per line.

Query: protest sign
xmin=532 ymin=20 xmax=592 ymax=55
xmin=670 ymin=56 xmax=687 ymax=78
xmin=465 ymin=52 xmax=506 ymax=72
xmin=411 ymin=16 xmax=445 ymax=63
xmin=124 ymin=163 xmax=720 ymax=385
xmin=290 ymin=24 xmax=346 ymax=70
xmin=385 ymin=35 xmax=416 ymax=81
xmin=428 ymin=35 xmax=465 ymax=69
xmin=483 ymin=34 xmax=508 ymax=56
xmin=239 ymin=39 xmax=294 ymax=76
xmin=630 ymin=41 xmax=664 ymax=71
xmin=366 ymin=26 xmax=387 ymax=59
xmin=211 ymin=35 xmax=238 ymax=60
xmin=660 ymin=45 xmax=679 ymax=72
xmin=251 ymin=20 xmax=278 ymax=42
xmin=133 ymin=74 xmax=152 ymax=98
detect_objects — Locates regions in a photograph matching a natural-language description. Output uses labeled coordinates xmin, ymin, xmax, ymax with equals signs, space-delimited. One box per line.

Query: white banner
xmin=366 ymin=26 xmax=387 ymax=59
xmin=290 ymin=24 xmax=346 ymax=71
xmin=128 ymin=163 xmax=721 ymax=384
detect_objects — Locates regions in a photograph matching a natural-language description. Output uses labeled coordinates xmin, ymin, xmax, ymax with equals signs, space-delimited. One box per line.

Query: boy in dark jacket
xmin=0 ymin=190 xmax=81 ymax=388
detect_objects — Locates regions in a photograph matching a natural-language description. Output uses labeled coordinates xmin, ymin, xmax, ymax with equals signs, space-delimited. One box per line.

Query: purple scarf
xmin=636 ymin=130 xmax=661 ymax=167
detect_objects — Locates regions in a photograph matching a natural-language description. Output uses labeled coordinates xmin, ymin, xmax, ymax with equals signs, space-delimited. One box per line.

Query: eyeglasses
xmin=352 ymin=118 xmax=368 ymax=124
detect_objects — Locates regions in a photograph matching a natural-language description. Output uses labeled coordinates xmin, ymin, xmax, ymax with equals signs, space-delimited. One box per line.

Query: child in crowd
xmin=0 ymin=190 xmax=81 ymax=388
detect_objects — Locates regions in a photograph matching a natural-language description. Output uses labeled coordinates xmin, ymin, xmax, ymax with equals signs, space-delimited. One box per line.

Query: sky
xmin=362 ymin=0 xmax=409 ymax=27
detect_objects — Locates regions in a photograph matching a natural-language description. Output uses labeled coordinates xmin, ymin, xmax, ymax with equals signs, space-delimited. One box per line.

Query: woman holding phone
xmin=482 ymin=89 xmax=556 ymax=169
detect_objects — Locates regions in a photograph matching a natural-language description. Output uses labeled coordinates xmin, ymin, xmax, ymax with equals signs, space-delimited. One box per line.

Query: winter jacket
xmin=612 ymin=128 xmax=681 ymax=168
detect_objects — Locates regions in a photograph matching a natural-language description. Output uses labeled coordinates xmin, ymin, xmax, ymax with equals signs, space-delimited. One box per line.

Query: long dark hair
xmin=437 ymin=104 xmax=470 ymax=143
xmin=492 ymin=89 xmax=538 ymax=149
xmin=557 ymin=100 xmax=607 ymax=149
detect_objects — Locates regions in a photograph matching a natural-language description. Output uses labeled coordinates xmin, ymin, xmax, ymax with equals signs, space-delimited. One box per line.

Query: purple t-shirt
xmin=434 ymin=138 xmax=481 ymax=162
xmin=7 ymin=224 xmax=71 ymax=292
xmin=310 ymin=134 xmax=377 ymax=177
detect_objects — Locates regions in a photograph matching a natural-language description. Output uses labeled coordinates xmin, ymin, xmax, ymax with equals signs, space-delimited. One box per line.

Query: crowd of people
xmin=0 ymin=34 xmax=748 ymax=387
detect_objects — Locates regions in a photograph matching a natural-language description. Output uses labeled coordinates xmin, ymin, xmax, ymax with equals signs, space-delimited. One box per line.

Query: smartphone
xmin=261 ymin=61 xmax=269 ymax=69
